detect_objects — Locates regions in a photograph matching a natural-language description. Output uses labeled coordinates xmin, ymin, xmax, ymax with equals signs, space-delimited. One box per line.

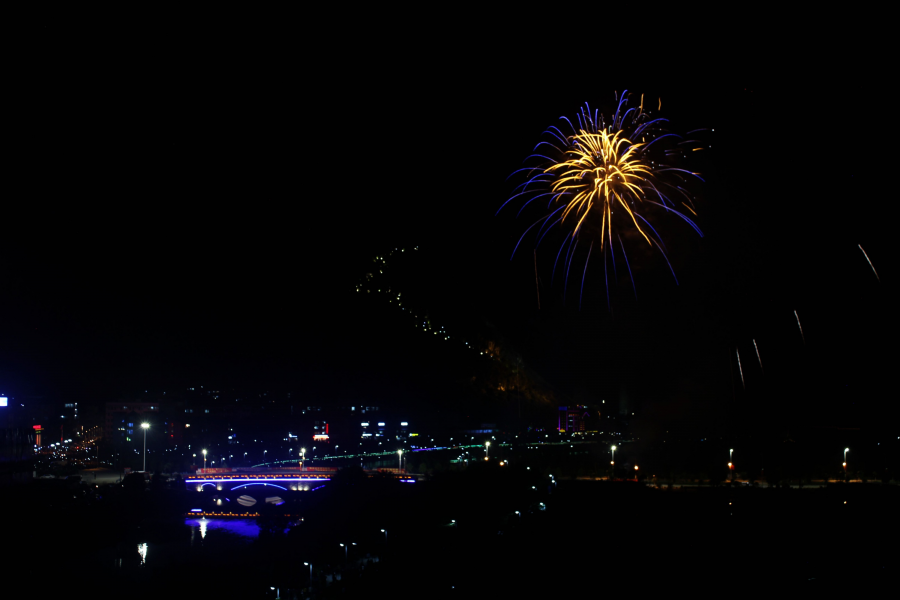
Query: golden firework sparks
xmin=546 ymin=129 xmax=653 ymax=248
xmin=500 ymin=91 xmax=709 ymax=308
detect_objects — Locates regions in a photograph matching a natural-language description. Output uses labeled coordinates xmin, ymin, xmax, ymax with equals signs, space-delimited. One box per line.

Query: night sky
xmin=3 ymin=23 xmax=893 ymax=433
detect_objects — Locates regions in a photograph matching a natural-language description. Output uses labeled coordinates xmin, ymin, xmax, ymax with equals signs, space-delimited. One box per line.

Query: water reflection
xmin=105 ymin=519 xmax=261 ymax=573
xmin=186 ymin=517 xmax=261 ymax=539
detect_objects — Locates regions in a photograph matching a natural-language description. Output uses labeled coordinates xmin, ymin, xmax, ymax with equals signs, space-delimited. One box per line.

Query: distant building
xmin=104 ymin=402 xmax=161 ymax=443
xmin=4 ymin=395 xmax=71 ymax=445
xmin=558 ymin=405 xmax=600 ymax=433
xmin=313 ymin=420 xmax=329 ymax=442
xmin=62 ymin=401 xmax=78 ymax=422
xmin=359 ymin=418 xmax=409 ymax=439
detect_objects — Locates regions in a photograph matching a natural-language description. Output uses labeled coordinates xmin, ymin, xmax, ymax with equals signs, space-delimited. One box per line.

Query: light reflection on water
xmin=106 ymin=519 xmax=261 ymax=572
xmin=185 ymin=517 xmax=261 ymax=539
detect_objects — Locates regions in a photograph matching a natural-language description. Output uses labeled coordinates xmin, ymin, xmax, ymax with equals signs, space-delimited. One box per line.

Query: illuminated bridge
xmin=185 ymin=472 xmax=333 ymax=493
xmin=183 ymin=468 xmax=418 ymax=516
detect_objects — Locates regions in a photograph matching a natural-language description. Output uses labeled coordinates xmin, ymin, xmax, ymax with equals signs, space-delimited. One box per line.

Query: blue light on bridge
xmin=232 ymin=483 xmax=288 ymax=491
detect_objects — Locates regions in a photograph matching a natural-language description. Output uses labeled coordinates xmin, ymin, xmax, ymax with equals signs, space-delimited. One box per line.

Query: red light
xmin=33 ymin=425 xmax=42 ymax=429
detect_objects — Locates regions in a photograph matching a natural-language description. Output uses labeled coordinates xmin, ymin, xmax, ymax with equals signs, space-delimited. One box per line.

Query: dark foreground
xmin=6 ymin=466 xmax=896 ymax=597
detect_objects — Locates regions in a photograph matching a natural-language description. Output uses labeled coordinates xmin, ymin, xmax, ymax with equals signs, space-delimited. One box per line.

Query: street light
xmin=340 ymin=543 xmax=347 ymax=560
xmin=140 ymin=423 xmax=150 ymax=472
xmin=304 ymin=562 xmax=312 ymax=587
xmin=730 ymin=449 xmax=734 ymax=481
xmin=634 ymin=465 xmax=639 ymax=481
xmin=485 ymin=441 xmax=490 ymax=459
xmin=202 ymin=449 xmax=207 ymax=470
xmin=843 ymin=448 xmax=849 ymax=474
xmin=381 ymin=529 xmax=387 ymax=542
xmin=398 ymin=449 xmax=403 ymax=472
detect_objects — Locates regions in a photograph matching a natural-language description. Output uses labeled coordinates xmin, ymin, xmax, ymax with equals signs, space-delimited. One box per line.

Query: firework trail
xmin=736 ymin=348 xmax=745 ymax=389
xmin=500 ymin=91 xmax=707 ymax=308
xmin=794 ymin=310 xmax=805 ymax=345
xmin=356 ymin=247 xmax=500 ymax=362
xmin=753 ymin=339 xmax=763 ymax=373
xmin=858 ymin=244 xmax=879 ymax=282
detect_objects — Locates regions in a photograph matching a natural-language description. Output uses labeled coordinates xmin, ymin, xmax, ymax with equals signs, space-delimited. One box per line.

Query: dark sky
xmin=3 ymin=22 xmax=893 ymax=430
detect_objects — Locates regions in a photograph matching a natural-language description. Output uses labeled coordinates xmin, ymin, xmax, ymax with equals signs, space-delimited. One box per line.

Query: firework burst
xmin=499 ymin=91 xmax=708 ymax=307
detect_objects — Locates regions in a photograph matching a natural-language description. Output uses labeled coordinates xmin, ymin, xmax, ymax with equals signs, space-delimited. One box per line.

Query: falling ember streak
xmin=858 ymin=244 xmax=880 ymax=282
xmin=794 ymin=310 xmax=805 ymax=344
xmin=603 ymin=245 xmax=610 ymax=313
xmin=580 ymin=241 xmax=594 ymax=311
xmin=618 ymin=234 xmax=636 ymax=299
xmin=753 ymin=339 xmax=763 ymax=373
xmin=736 ymin=348 xmax=745 ymax=389
xmin=552 ymin=234 xmax=573 ymax=285
xmin=564 ymin=238 xmax=579 ymax=304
